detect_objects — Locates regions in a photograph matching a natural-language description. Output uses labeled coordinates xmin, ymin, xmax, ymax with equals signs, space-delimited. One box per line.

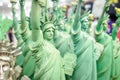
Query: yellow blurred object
xmin=109 ymin=0 xmax=118 ymax=4
xmin=115 ymin=7 xmax=120 ymax=14
xmin=76 ymin=0 xmax=78 ymax=3
xmin=61 ymin=5 xmax=67 ymax=11
xmin=88 ymin=14 xmax=94 ymax=20
xmin=112 ymin=23 xmax=116 ymax=27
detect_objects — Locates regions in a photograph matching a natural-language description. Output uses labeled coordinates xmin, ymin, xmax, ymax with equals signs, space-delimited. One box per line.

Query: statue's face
xmin=0 ymin=61 xmax=10 ymax=80
xmin=81 ymin=17 xmax=89 ymax=30
xmin=58 ymin=20 xmax=65 ymax=31
xmin=43 ymin=24 xmax=55 ymax=41
xmin=102 ymin=20 xmax=108 ymax=31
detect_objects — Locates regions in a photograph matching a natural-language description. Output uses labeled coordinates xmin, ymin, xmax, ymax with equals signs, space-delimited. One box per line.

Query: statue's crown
xmin=0 ymin=40 xmax=21 ymax=62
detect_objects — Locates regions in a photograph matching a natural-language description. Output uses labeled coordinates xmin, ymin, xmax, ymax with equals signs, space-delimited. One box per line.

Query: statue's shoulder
xmin=104 ymin=32 xmax=112 ymax=40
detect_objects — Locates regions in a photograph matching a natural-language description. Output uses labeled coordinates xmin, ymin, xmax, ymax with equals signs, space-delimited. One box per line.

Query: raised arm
xmin=11 ymin=0 xmax=23 ymax=46
xmin=19 ymin=0 xmax=31 ymax=42
xmin=72 ymin=0 xmax=82 ymax=33
xmin=11 ymin=2 xmax=18 ymax=31
xmin=31 ymin=0 xmax=45 ymax=42
xmin=19 ymin=0 xmax=27 ymax=30
xmin=52 ymin=0 xmax=59 ymax=21
xmin=95 ymin=0 xmax=110 ymax=34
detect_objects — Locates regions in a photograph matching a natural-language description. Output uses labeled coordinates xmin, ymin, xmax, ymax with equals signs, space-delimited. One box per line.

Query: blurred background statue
xmin=71 ymin=0 xmax=97 ymax=80
xmin=0 ymin=40 xmax=21 ymax=80
xmin=94 ymin=0 xmax=114 ymax=80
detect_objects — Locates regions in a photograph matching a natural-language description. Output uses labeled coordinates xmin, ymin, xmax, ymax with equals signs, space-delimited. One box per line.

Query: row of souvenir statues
xmin=0 ymin=0 xmax=120 ymax=80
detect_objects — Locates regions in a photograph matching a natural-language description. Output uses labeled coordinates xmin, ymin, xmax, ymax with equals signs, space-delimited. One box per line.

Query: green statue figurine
xmin=11 ymin=0 xmax=23 ymax=47
xmin=71 ymin=0 xmax=97 ymax=80
xmin=29 ymin=0 xmax=76 ymax=80
xmin=52 ymin=1 xmax=77 ymax=80
xmin=30 ymin=0 xmax=61 ymax=79
xmin=19 ymin=0 xmax=36 ymax=79
xmin=11 ymin=0 xmax=35 ymax=79
xmin=111 ymin=7 xmax=120 ymax=80
xmin=0 ymin=40 xmax=21 ymax=80
xmin=94 ymin=0 xmax=114 ymax=80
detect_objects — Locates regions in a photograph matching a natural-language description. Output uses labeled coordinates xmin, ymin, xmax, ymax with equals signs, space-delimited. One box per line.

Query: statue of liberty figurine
xmin=94 ymin=0 xmax=114 ymax=80
xmin=111 ymin=7 xmax=120 ymax=80
xmin=71 ymin=0 xmax=97 ymax=80
xmin=10 ymin=0 xmax=35 ymax=79
xmin=0 ymin=12 xmax=22 ymax=80
xmin=51 ymin=1 xmax=77 ymax=80
xmin=29 ymin=0 xmax=76 ymax=80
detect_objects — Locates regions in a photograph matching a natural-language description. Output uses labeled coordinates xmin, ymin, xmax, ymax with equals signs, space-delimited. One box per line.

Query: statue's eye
xmin=3 ymin=64 xmax=10 ymax=71
xmin=46 ymin=30 xmax=50 ymax=32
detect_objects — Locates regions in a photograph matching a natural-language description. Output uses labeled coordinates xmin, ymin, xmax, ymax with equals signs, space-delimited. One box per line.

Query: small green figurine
xmin=11 ymin=0 xmax=23 ymax=46
xmin=95 ymin=0 xmax=114 ymax=80
xmin=71 ymin=0 xmax=97 ymax=80
xmin=111 ymin=7 xmax=120 ymax=80
xmin=11 ymin=0 xmax=35 ymax=79
xmin=29 ymin=0 xmax=76 ymax=80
